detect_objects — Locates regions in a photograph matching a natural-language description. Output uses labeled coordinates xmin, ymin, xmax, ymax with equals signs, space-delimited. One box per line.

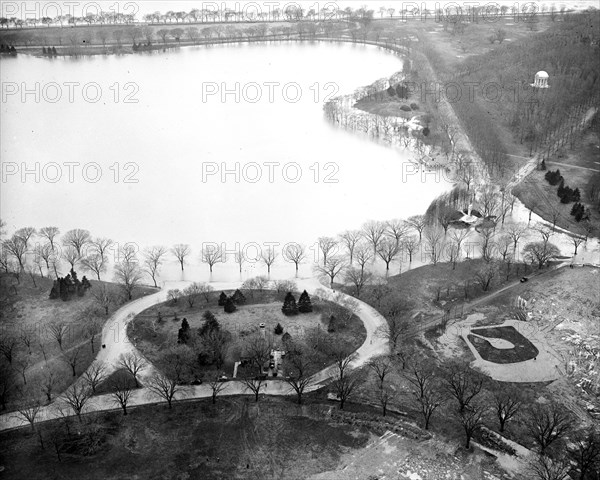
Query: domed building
xmin=531 ymin=71 xmax=549 ymax=89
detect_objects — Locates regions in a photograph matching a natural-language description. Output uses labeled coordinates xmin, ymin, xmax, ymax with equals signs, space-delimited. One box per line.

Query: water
xmin=1 ymin=41 xmax=452 ymax=282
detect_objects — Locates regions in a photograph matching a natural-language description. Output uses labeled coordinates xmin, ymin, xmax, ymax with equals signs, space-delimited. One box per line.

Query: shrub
xmin=327 ymin=315 xmax=336 ymax=332
xmin=199 ymin=311 xmax=220 ymax=336
xmin=281 ymin=292 xmax=298 ymax=316
xmin=274 ymin=323 xmax=284 ymax=335
xmin=400 ymin=105 xmax=412 ymax=112
xmin=224 ymin=297 xmax=236 ymax=314
xmin=298 ymin=290 xmax=313 ymax=313
xmin=410 ymin=102 xmax=419 ymax=110
xmin=232 ymin=289 xmax=246 ymax=305
xmin=218 ymin=291 xmax=227 ymax=306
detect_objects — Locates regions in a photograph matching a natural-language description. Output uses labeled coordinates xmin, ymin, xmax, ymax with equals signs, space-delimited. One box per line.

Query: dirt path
xmin=0 ymin=276 xmax=389 ymax=432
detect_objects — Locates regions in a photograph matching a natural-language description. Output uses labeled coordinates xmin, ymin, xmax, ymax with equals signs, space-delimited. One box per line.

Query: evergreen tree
xmin=386 ymin=85 xmax=396 ymax=96
xmin=327 ymin=315 xmax=336 ymax=332
xmin=281 ymin=292 xmax=298 ymax=316
xmin=42 ymin=46 xmax=47 ymax=54
xmin=232 ymin=289 xmax=246 ymax=305
xmin=224 ymin=297 xmax=237 ymax=314
xmin=298 ymin=290 xmax=313 ymax=313
xmin=218 ymin=291 xmax=228 ymax=306
xmin=178 ymin=318 xmax=190 ymax=344
xmin=199 ymin=311 xmax=220 ymax=336
xmin=274 ymin=323 xmax=284 ymax=335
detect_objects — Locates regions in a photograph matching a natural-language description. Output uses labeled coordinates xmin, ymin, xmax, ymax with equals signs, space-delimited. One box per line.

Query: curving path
xmin=0 ymin=276 xmax=389 ymax=432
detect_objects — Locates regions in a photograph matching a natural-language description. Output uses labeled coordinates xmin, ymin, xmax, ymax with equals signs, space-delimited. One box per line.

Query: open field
xmin=0 ymin=272 xmax=156 ymax=411
xmin=0 ymin=396 xmax=371 ymax=480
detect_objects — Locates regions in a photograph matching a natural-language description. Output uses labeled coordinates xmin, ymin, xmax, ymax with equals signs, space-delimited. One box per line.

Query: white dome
xmin=536 ymin=71 xmax=549 ymax=78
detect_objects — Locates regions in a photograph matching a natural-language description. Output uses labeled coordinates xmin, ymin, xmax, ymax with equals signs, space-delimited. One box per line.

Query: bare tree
xmin=377 ymin=238 xmax=401 ymax=272
xmin=41 ymin=372 xmax=57 ymax=404
xmin=63 ymin=245 xmax=80 ymax=269
xmin=314 ymin=256 xmax=346 ymax=286
xmin=386 ymin=219 xmax=410 ymax=245
xmin=570 ymin=429 xmax=600 ymax=480
xmin=243 ymin=377 xmax=265 ymax=402
xmin=475 ymin=261 xmax=498 ymax=292
xmin=171 ymin=243 xmax=191 ymax=271
xmin=523 ymin=242 xmax=560 ymax=269
xmin=118 ymin=352 xmax=147 ymax=387
xmin=147 ymin=373 xmax=183 ymax=408
xmin=143 ymin=245 xmax=168 ymax=287
xmin=15 ymin=227 xmax=36 ymax=248
xmin=362 ymin=220 xmax=387 ymax=255
xmin=493 ymin=386 xmax=521 ymax=432
xmin=333 ymin=369 xmax=362 ymax=410
xmin=505 ymin=222 xmax=528 ymax=252
xmin=260 ymin=246 xmax=277 ymax=274
xmin=62 ymin=345 xmax=84 ymax=377
xmin=234 ymin=249 xmax=246 ymax=273
xmin=2 ymin=235 xmax=28 ymax=271
xmin=182 ymin=282 xmax=203 ymax=307
xmin=62 ymin=384 xmax=93 ymax=421
xmin=528 ymin=454 xmax=571 ymax=480
xmin=111 ymin=377 xmax=134 ymax=415
xmin=81 ymin=253 xmax=106 ymax=280
xmin=407 ymin=215 xmax=427 ymax=242
xmin=284 ymin=243 xmax=306 ymax=273
xmin=243 ymin=334 xmax=272 ymax=375
xmin=18 ymin=327 xmax=34 ymax=355
xmin=354 ymin=243 xmax=373 ymax=272
xmin=62 ymin=228 xmax=91 ymax=256
xmin=39 ymin=226 xmax=60 ymax=250
xmin=424 ymin=226 xmax=445 ymax=265
xmin=344 ymin=266 xmax=372 ymax=297
xmin=16 ymin=399 xmax=42 ymax=432
xmin=459 ymin=403 xmax=487 ymax=448
xmin=114 ymin=257 xmax=143 ymax=300
xmin=202 ymin=245 xmax=223 ymax=273
xmin=89 ymin=237 xmax=113 ymax=260
xmin=82 ymin=361 xmax=107 ymax=393
xmin=401 ymin=236 xmax=420 ymax=263
xmin=283 ymin=349 xmax=313 ymax=404
xmin=48 ymin=322 xmax=67 ymax=351
xmin=525 ymin=403 xmax=572 ymax=453
xmin=569 ymin=234 xmax=585 ymax=256
xmin=444 ymin=361 xmax=485 ymax=413
xmin=92 ymin=283 xmax=116 ymax=315
xmin=415 ymin=384 xmax=443 ymax=430
xmin=339 ymin=230 xmax=362 ymax=264
xmin=478 ymin=226 xmax=496 ymax=262
xmin=317 ymin=236 xmax=338 ymax=266
xmin=207 ymin=374 xmax=228 ymax=404
xmin=368 ymin=356 xmax=393 ymax=390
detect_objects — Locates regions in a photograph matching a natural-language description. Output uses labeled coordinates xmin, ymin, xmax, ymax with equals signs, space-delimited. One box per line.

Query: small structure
xmin=531 ymin=71 xmax=549 ymax=89
xmin=457 ymin=204 xmax=482 ymax=225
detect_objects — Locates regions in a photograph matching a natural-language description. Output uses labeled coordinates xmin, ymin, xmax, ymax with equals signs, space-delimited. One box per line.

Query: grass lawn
xmin=128 ymin=289 xmax=366 ymax=379
xmin=468 ymin=326 xmax=539 ymax=364
xmin=0 ymin=272 xmax=157 ymax=411
xmin=0 ymin=396 xmax=370 ymax=480
xmin=372 ymin=258 xmax=534 ymax=318
xmin=513 ymin=128 xmax=600 ymax=236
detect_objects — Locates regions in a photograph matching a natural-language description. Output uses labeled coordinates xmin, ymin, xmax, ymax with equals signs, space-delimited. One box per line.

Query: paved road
xmin=0 ymin=276 xmax=389 ymax=432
